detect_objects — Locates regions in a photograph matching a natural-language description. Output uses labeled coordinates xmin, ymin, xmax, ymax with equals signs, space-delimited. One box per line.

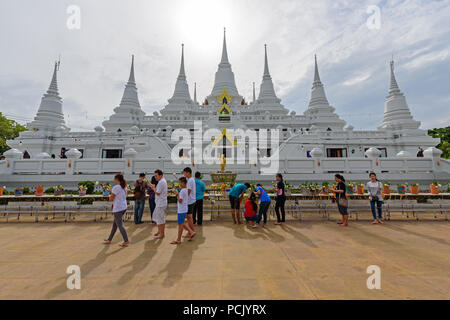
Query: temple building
xmin=3 ymin=29 xmax=443 ymax=183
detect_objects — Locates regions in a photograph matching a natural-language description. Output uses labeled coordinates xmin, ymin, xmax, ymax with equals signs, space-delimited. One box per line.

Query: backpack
xmin=134 ymin=180 xmax=145 ymax=198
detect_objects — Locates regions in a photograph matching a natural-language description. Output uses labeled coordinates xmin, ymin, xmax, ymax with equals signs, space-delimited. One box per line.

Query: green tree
xmin=428 ymin=126 xmax=450 ymax=159
xmin=0 ymin=112 xmax=27 ymax=155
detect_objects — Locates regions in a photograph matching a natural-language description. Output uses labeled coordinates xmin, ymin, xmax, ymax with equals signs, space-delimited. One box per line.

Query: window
xmin=326 ymin=148 xmax=348 ymax=158
xmin=364 ymin=147 xmax=387 ymax=158
xmin=102 ymin=149 xmax=122 ymax=159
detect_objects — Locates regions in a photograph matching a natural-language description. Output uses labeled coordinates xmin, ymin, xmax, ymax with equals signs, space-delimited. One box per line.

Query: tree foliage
xmin=0 ymin=112 xmax=27 ymax=155
xmin=428 ymin=126 xmax=450 ymax=159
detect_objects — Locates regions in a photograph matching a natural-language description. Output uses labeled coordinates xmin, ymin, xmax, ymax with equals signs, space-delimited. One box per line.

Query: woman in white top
xmin=104 ymin=173 xmax=130 ymax=247
xmin=366 ymin=172 xmax=384 ymax=225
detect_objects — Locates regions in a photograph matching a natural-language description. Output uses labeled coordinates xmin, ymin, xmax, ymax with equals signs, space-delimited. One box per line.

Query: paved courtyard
xmin=0 ymin=220 xmax=449 ymax=300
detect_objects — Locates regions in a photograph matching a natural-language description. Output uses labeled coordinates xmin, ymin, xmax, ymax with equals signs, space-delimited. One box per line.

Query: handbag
xmin=338 ymin=194 xmax=348 ymax=208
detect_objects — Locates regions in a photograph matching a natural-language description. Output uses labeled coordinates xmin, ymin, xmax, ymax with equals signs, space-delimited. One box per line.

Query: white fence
xmin=1 ymin=155 xmax=449 ymax=188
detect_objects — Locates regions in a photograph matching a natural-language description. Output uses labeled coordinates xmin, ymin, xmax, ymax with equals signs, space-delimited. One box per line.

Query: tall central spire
xmin=220 ymin=28 xmax=230 ymax=66
xmin=209 ymin=28 xmax=240 ymax=99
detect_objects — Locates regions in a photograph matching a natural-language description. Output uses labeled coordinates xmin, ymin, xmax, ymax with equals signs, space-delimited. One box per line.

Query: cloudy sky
xmin=0 ymin=0 xmax=449 ymax=131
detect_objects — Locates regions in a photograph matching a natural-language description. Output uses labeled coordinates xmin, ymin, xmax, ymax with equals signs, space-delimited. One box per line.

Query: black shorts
xmin=229 ymin=195 xmax=240 ymax=210
xmin=187 ymin=203 xmax=195 ymax=215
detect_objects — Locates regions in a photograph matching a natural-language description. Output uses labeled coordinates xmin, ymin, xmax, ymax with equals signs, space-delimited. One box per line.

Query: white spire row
xmin=28 ymin=61 xmax=69 ymax=132
xmin=379 ymin=60 xmax=420 ymax=130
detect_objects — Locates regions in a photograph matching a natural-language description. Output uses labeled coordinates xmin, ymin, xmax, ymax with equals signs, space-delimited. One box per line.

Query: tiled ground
xmin=0 ymin=220 xmax=449 ymax=299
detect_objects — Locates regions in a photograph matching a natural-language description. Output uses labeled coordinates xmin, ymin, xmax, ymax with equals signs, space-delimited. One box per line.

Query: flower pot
xmin=15 ymin=187 xmax=24 ymax=197
xmin=356 ymin=185 xmax=364 ymax=195
xmin=54 ymin=190 xmax=63 ymax=196
xmin=78 ymin=190 xmax=87 ymax=197
xmin=0 ymin=187 xmax=3 ymax=197
xmin=35 ymin=186 xmax=44 ymax=196
xmin=383 ymin=185 xmax=391 ymax=194
xmin=346 ymin=186 xmax=354 ymax=194
xmin=430 ymin=184 xmax=439 ymax=195
xmin=410 ymin=185 xmax=419 ymax=195
xmin=397 ymin=186 xmax=406 ymax=194
xmin=102 ymin=189 xmax=111 ymax=196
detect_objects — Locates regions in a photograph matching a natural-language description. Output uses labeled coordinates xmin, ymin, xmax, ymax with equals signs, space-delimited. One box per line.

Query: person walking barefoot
xmin=171 ymin=177 xmax=195 ymax=244
xmin=274 ymin=173 xmax=286 ymax=225
xmin=331 ymin=174 xmax=349 ymax=227
xmin=104 ymin=173 xmax=130 ymax=247
xmin=366 ymin=172 xmax=384 ymax=225
xmin=150 ymin=169 xmax=168 ymax=239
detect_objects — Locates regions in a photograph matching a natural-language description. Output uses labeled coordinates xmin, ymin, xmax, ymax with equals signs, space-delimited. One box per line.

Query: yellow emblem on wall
xmin=217 ymin=89 xmax=233 ymax=115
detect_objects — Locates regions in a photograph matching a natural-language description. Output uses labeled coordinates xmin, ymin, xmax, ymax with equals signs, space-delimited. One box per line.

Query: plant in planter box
xmin=102 ymin=183 xmax=111 ymax=195
xmin=78 ymin=181 xmax=95 ymax=194
xmin=430 ymin=181 xmax=441 ymax=195
xmin=53 ymin=185 xmax=63 ymax=196
xmin=346 ymin=183 xmax=355 ymax=194
xmin=356 ymin=183 xmax=365 ymax=195
xmin=322 ymin=181 xmax=330 ymax=194
xmin=397 ymin=183 xmax=407 ymax=194
xmin=383 ymin=181 xmax=391 ymax=194
xmin=14 ymin=187 xmax=24 ymax=196
xmin=35 ymin=185 xmax=44 ymax=196
xmin=78 ymin=185 xmax=87 ymax=196
xmin=410 ymin=183 xmax=419 ymax=195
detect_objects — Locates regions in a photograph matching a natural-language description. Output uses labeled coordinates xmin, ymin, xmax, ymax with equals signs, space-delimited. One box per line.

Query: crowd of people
xmin=103 ymin=170 xmax=386 ymax=247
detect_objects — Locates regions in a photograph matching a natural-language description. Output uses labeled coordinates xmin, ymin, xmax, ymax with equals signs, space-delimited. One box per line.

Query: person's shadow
xmin=159 ymin=227 xmax=206 ymax=288
xmin=117 ymin=238 xmax=162 ymax=285
xmin=44 ymin=245 xmax=122 ymax=299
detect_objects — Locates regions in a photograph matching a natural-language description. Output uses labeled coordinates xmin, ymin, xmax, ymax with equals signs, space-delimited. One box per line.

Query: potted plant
xmin=0 ymin=186 xmax=4 ymax=197
xmin=397 ymin=183 xmax=407 ymax=195
xmin=322 ymin=181 xmax=330 ymax=194
xmin=346 ymin=183 xmax=354 ymax=194
xmin=430 ymin=181 xmax=440 ymax=195
xmin=15 ymin=187 xmax=24 ymax=197
xmin=410 ymin=183 xmax=419 ymax=195
xmin=383 ymin=182 xmax=391 ymax=194
xmin=35 ymin=185 xmax=44 ymax=196
xmin=53 ymin=185 xmax=63 ymax=196
xmin=102 ymin=183 xmax=111 ymax=195
xmin=78 ymin=185 xmax=87 ymax=196
xmin=285 ymin=182 xmax=292 ymax=196
xmin=356 ymin=183 xmax=364 ymax=195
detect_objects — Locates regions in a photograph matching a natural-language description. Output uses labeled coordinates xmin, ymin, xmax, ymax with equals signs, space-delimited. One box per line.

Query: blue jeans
xmin=257 ymin=201 xmax=271 ymax=225
xmin=134 ymin=198 xmax=146 ymax=224
xmin=370 ymin=200 xmax=383 ymax=219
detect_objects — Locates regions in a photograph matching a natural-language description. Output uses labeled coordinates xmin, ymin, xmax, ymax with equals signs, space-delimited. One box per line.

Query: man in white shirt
xmin=183 ymin=167 xmax=197 ymax=239
xmin=150 ymin=169 xmax=167 ymax=239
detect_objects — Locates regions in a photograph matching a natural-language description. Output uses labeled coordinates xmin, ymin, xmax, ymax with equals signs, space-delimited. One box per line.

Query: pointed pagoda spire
xmin=102 ymin=55 xmax=144 ymax=132
xmin=128 ymin=54 xmax=136 ymax=84
xmin=209 ymin=28 xmax=240 ymax=98
xmin=28 ymin=60 xmax=69 ymax=132
xmin=257 ymin=44 xmax=280 ymax=103
xmin=263 ymin=44 xmax=270 ymax=78
xmin=47 ymin=61 xmax=60 ymax=95
xmin=178 ymin=44 xmax=186 ymax=79
xmin=168 ymin=43 xmax=192 ymax=104
xmin=194 ymin=82 xmax=197 ymax=103
xmin=388 ymin=59 xmax=401 ymax=94
xmin=252 ymin=82 xmax=256 ymax=102
xmin=220 ymin=28 xmax=230 ymax=66
xmin=308 ymin=54 xmax=329 ymax=108
xmin=380 ymin=59 xmax=420 ymax=130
